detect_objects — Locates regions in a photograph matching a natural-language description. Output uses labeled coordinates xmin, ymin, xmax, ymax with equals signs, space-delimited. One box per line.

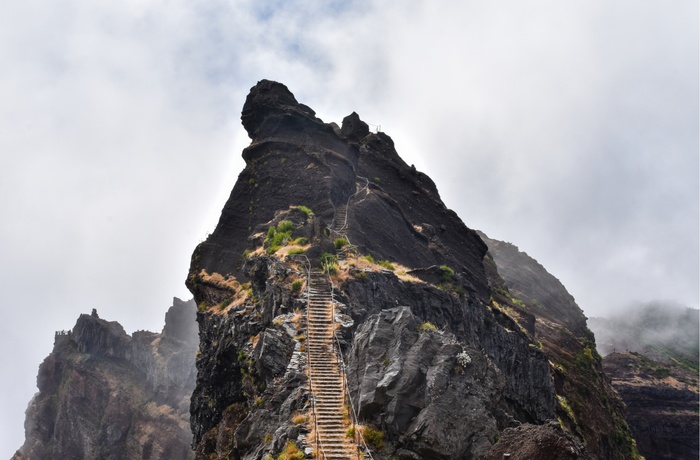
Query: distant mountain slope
xmin=589 ymin=302 xmax=699 ymax=371
xmin=12 ymin=298 xmax=198 ymax=460
xmin=603 ymin=352 xmax=699 ymax=460
xmin=478 ymin=232 xmax=638 ymax=459
xmin=589 ymin=303 xmax=699 ymax=460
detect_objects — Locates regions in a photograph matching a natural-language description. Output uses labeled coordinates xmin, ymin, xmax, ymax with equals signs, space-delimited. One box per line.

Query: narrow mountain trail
xmin=306 ymin=269 xmax=357 ymax=459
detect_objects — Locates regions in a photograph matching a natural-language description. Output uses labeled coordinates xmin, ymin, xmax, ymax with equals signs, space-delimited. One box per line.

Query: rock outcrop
xmin=185 ymin=80 xmax=640 ymax=459
xmin=12 ymin=298 xmax=198 ymax=460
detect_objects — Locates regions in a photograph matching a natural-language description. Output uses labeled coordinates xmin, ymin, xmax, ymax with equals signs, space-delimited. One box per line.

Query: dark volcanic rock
xmin=603 ymin=352 xmax=699 ymax=460
xmin=13 ymin=299 xmax=198 ymax=460
xmin=185 ymin=80 xmax=639 ymax=460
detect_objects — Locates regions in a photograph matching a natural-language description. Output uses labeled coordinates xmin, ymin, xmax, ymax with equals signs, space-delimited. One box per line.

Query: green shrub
xmin=321 ymin=252 xmax=339 ymax=275
xmin=346 ymin=427 xmax=355 ymax=438
xmin=277 ymin=220 xmax=294 ymax=233
xmin=378 ymin=260 xmax=395 ymax=271
xmin=288 ymin=247 xmax=305 ymax=255
xmin=334 ymin=237 xmax=348 ymax=249
xmin=418 ymin=321 xmax=438 ymax=332
xmin=221 ymin=298 xmax=233 ymax=308
xmin=361 ymin=426 xmax=384 ymax=449
xmin=364 ymin=254 xmax=375 ymax=264
xmin=439 ymin=265 xmax=455 ymax=283
xmin=297 ymin=205 xmax=314 ymax=217
xmin=291 ymin=280 xmax=303 ymax=293
xmin=293 ymin=237 xmax=309 ymax=245
xmin=267 ymin=226 xmax=276 ymax=239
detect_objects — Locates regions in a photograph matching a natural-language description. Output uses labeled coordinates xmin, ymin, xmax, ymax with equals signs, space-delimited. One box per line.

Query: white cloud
xmin=0 ymin=0 xmax=697 ymax=455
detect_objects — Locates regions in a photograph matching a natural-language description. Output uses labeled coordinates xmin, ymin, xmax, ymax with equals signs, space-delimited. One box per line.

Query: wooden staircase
xmin=307 ymin=270 xmax=357 ymax=459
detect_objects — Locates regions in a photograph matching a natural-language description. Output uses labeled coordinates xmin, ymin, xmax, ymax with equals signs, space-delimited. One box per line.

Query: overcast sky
xmin=0 ymin=1 xmax=697 ymax=455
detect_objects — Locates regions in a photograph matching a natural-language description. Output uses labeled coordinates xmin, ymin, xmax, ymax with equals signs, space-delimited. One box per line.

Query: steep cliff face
xmin=590 ymin=304 xmax=699 ymax=460
xmin=13 ymin=298 xmax=198 ymax=460
xmin=602 ymin=352 xmax=699 ymax=460
xmin=478 ymin=234 xmax=640 ymax=459
xmin=186 ymin=80 xmax=638 ymax=459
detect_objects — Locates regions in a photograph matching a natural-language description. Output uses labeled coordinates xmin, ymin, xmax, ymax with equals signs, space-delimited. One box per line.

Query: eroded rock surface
xmin=12 ymin=298 xmax=198 ymax=460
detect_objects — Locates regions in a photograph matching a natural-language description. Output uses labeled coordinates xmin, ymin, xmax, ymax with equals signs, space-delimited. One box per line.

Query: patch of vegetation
xmin=439 ymin=265 xmax=454 ymax=283
xmin=334 ymin=237 xmax=348 ymax=249
xmin=263 ymin=433 xmax=273 ymax=444
xmin=346 ymin=426 xmax=355 ymax=438
xmin=277 ymin=220 xmax=294 ymax=233
xmin=293 ymin=237 xmax=308 ymax=245
xmin=291 ymin=280 xmax=303 ymax=293
xmin=361 ymin=426 xmax=384 ymax=450
xmin=378 ymin=260 xmax=395 ymax=271
xmin=265 ymin=220 xmax=296 ymax=254
xmin=354 ymin=270 xmax=368 ymax=281
xmin=373 ymin=176 xmax=381 ymax=183
xmin=418 ymin=321 xmax=438 ymax=333
xmin=292 ymin=414 xmax=307 ymax=425
xmin=287 ymin=247 xmax=305 ymax=255
xmin=321 ymin=252 xmax=339 ymax=275
xmin=276 ymin=441 xmax=305 ymax=460
xmin=557 ymin=395 xmax=577 ymax=423
xmin=364 ymin=254 xmax=375 ymax=264
xmin=242 ymin=249 xmax=252 ymax=260
xmin=221 ymin=298 xmax=233 ymax=309
xmin=297 ymin=205 xmax=314 ymax=217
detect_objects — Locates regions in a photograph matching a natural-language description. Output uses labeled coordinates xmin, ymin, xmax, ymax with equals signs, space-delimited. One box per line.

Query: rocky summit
xmin=185 ymin=80 xmax=640 ymax=459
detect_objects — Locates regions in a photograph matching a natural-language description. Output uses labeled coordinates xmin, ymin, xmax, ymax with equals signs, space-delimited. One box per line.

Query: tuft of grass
xmin=364 ymin=254 xmax=375 ymax=264
xmin=292 ymin=414 xmax=307 ymax=425
xmin=288 ymin=247 xmax=305 ymax=255
xmin=354 ymin=271 xmax=368 ymax=281
xmin=297 ymin=205 xmax=314 ymax=217
xmin=293 ymin=237 xmax=309 ymax=245
xmin=276 ymin=441 xmax=305 ymax=460
xmin=291 ymin=280 xmax=303 ymax=293
xmin=439 ymin=265 xmax=455 ymax=283
xmin=321 ymin=252 xmax=339 ymax=275
xmin=334 ymin=237 xmax=348 ymax=249
xmin=277 ymin=220 xmax=294 ymax=233
xmin=346 ymin=426 xmax=355 ymax=438
xmin=378 ymin=260 xmax=395 ymax=271
xmin=361 ymin=426 xmax=384 ymax=450
xmin=418 ymin=321 xmax=438 ymax=333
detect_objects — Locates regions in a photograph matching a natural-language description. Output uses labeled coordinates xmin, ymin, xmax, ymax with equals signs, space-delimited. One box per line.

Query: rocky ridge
xmin=12 ymin=298 xmax=198 ymax=460
xmin=185 ymin=80 xmax=639 ymax=459
xmin=478 ymin=234 xmax=639 ymax=459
